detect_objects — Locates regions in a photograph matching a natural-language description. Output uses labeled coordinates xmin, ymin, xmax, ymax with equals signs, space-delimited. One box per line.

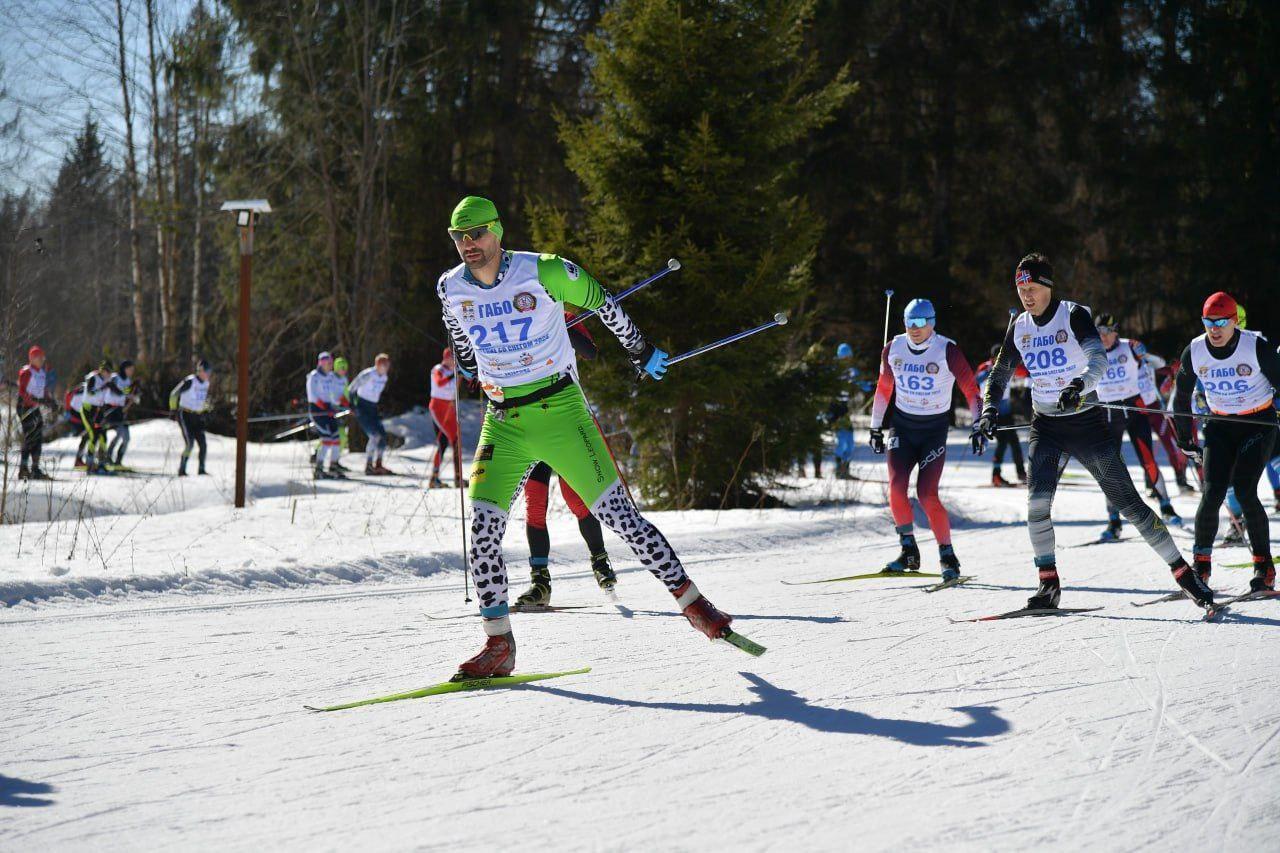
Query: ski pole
xmin=454 ymin=367 xmax=471 ymax=603
xmin=270 ymin=409 xmax=351 ymax=441
xmin=881 ymin=290 xmax=895 ymax=347
xmin=567 ymin=259 xmax=681 ymax=329
xmin=1092 ymin=401 xmax=1278 ymax=429
xmin=249 ymin=412 xmax=313 ymax=424
xmin=667 ymin=313 xmax=789 ymax=368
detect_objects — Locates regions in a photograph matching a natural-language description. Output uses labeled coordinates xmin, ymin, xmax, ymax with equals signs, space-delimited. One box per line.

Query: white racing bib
xmin=887 ymin=333 xmax=955 ymax=417
xmin=440 ymin=252 xmax=576 ymax=401
xmin=1137 ymin=359 xmax=1159 ymax=405
xmin=1012 ymin=301 xmax=1090 ymax=408
xmin=25 ymin=367 xmax=47 ymax=401
xmin=1095 ymin=338 xmax=1141 ymax=402
xmin=1189 ymin=330 xmax=1275 ymax=415
xmin=179 ymin=375 xmax=209 ymax=412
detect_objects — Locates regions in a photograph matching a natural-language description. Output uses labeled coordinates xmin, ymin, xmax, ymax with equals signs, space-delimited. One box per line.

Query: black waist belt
xmin=489 ymin=374 xmax=575 ymax=411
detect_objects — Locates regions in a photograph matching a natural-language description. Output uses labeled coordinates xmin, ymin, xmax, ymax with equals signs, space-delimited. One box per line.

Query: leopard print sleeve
xmin=437 ymin=272 xmax=478 ymax=373
xmin=595 ymin=291 xmax=646 ymax=355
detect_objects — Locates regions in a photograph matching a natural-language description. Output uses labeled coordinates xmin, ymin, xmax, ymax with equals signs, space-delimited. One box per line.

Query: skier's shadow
xmin=0 ymin=773 xmax=56 ymax=807
xmin=533 ymin=672 xmax=1008 ymax=748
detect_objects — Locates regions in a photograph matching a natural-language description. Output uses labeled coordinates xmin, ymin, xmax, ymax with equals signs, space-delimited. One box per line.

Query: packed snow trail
xmin=3 ymin=426 xmax=1279 ymax=850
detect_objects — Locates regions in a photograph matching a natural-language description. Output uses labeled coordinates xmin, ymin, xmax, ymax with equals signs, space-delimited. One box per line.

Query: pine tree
xmin=537 ymin=0 xmax=855 ymax=508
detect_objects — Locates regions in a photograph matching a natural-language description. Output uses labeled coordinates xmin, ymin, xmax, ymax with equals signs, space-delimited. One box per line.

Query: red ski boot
xmin=673 ymin=581 xmax=732 ymax=639
xmin=455 ymin=626 xmax=516 ymax=680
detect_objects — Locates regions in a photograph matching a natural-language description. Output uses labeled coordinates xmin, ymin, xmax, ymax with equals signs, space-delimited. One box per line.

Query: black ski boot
xmin=591 ymin=552 xmax=617 ymax=592
xmin=939 ymin=545 xmax=961 ymax=583
xmin=885 ymin=534 xmax=921 ymax=573
xmin=1192 ymin=549 xmax=1213 ymax=585
xmin=1026 ymin=565 xmax=1062 ymax=609
xmin=17 ymin=465 xmax=29 ymax=481
xmin=1249 ymin=558 xmax=1276 ymax=593
xmin=1173 ymin=561 xmax=1216 ymax=608
xmin=178 ymin=459 xmax=188 ymax=477
xmin=516 ymin=564 xmax=552 ymax=606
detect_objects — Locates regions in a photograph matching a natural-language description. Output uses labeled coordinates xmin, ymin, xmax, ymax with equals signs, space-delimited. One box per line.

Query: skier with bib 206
xmin=437 ymin=196 xmax=737 ymax=678
xmin=347 ymin=354 xmax=394 ymax=475
xmin=870 ymin=298 xmax=982 ymax=582
xmin=972 ymin=254 xmax=1214 ymax=614
xmin=1171 ymin=292 xmax=1280 ymax=594
xmin=1091 ymin=313 xmax=1182 ymax=540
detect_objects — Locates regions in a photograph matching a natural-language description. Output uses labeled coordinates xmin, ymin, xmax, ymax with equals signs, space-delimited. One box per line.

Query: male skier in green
xmin=438 ymin=196 xmax=733 ymax=677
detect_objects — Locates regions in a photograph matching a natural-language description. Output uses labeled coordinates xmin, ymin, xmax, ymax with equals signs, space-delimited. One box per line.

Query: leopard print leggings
xmin=469 ymin=480 xmax=688 ymax=615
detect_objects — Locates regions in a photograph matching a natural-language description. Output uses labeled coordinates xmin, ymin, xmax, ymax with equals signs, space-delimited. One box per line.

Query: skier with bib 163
xmin=436 ymin=196 xmax=741 ymax=678
xmin=972 ymin=253 xmax=1216 ymax=615
xmin=869 ymin=298 xmax=982 ymax=583
xmin=1171 ymin=291 xmax=1280 ymax=595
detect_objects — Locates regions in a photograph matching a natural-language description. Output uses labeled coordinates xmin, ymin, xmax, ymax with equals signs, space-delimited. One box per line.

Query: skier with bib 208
xmin=972 ymin=253 xmax=1214 ymax=614
xmin=437 ymin=196 xmax=734 ymax=678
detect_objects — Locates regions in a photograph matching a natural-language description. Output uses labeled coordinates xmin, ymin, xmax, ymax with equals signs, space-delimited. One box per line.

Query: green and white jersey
xmin=438 ymin=251 xmax=644 ymax=401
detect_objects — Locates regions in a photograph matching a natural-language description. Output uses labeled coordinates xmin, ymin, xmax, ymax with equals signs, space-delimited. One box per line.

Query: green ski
xmin=305 ymin=667 xmax=591 ymax=712
xmin=721 ymin=630 xmax=767 ymax=657
xmin=923 ymin=575 xmax=975 ymax=593
xmin=1222 ymin=557 xmax=1279 ymax=569
xmin=782 ymin=570 xmax=943 ymax=586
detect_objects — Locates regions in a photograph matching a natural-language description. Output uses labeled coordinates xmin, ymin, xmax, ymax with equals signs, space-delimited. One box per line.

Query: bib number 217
xmin=469 ymin=317 xmax=533 ymax=346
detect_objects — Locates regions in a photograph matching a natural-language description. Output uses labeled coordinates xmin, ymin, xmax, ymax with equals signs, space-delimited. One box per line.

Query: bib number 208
xmin=1027 ymin=347 xmax=1069 ymax=371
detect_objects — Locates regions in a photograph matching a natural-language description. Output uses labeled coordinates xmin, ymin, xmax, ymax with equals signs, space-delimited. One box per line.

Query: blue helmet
xmin=904 ymin=298 xmax=936 ymax=324
xmin=836 ymin=342 xmax=853 ymax=359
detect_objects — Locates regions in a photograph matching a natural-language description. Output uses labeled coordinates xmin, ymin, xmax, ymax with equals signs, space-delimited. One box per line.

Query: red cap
xmin=1202 ymin=291 xmax=1238 ymax=319
xmin=28 ymin=345 xmax=44 ymax=361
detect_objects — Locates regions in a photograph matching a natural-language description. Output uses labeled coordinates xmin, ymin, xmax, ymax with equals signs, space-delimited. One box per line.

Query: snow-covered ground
xmin=3 ymin=417 xmax=1279 ymax=850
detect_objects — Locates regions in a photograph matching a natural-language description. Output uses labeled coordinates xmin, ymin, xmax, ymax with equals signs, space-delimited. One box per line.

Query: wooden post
xmin=234 ymin=217 xmax=254 ymax=508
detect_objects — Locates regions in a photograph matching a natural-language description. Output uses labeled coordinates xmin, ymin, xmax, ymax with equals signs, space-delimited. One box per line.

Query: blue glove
xmin=631 ymin=343 xmax=669 ymax=381
xmin=456 ymin=362 xmax=475 ymax=380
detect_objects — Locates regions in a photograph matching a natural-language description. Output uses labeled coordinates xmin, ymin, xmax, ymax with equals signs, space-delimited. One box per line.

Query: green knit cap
xmin=450 ymin=196 xmax=504 ymax=240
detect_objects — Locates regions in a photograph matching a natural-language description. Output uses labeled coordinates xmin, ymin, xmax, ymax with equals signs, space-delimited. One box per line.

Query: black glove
xmin=962 ymin=414 xmax=993 ymax=455
xmin=869 ymin=428 xmax=886 ymax=454
xmin=973 ymin=410 xmax=997 ymax=441
xmin=1176 ymin=436 xmax=1203 ymax=464
xmin=1056 ymin=378 xmax=1085 ymax=413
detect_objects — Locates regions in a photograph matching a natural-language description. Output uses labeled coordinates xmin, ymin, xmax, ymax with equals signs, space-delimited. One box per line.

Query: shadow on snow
xmin=533 ymin=672 xmax=1009 ymax=748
